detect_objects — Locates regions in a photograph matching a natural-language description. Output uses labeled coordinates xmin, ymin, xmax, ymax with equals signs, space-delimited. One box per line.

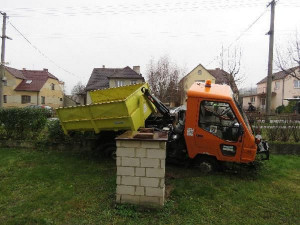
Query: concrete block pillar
xmin=115 ymin=131 xmax=167 ymax=207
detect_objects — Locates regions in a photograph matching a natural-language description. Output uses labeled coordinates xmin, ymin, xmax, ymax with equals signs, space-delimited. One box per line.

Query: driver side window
xmin=199 ymin=100 xmax=240 ymax=142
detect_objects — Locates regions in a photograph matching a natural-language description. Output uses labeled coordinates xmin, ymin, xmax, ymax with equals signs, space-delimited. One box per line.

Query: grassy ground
xmin=0 ymin=148 xmax=299 ymax=225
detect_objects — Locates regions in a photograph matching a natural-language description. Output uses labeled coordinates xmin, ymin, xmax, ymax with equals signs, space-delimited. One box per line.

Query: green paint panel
xmin=56 ymin=83 xmax=155 ymax=134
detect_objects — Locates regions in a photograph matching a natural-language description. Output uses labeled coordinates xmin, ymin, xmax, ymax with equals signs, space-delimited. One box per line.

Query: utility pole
xmin=266 ymin=0 xmax=276 ymax=115
xmin=0 ymin=12 xmax=8 ymax=108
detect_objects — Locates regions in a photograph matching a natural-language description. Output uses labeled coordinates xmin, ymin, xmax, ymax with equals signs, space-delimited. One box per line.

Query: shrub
xmin=0 ymin=108 xmax=48 ymax=140
xmin=275 ymin=105 xmax=285 ymax=114
xmin=265 ymin=127 xmax=278 ymax=142
xmin=283 ymin=101 xmax=297 ymax=113
xmin=47 ymin=119 xmax=68 ymax=143
xmin=45 ymin=119 xmax=93 ymax=144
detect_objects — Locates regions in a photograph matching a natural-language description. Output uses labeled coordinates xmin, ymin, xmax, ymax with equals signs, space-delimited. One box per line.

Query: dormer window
xmin=26 ymin=80 xmax=32 ymax=84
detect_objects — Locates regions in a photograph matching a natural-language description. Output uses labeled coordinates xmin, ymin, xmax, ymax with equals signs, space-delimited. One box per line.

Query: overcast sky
xmin=2 ymin=0 xmax=300 ymax=93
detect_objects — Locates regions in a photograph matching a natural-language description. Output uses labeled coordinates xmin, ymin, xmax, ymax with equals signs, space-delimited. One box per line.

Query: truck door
xmin=194 ymin=100 xmax=244 ymax=162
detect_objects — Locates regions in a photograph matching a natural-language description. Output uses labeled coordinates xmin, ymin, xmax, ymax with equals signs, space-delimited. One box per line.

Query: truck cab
xmin=184 ymin=81 xmax=268 ymax=164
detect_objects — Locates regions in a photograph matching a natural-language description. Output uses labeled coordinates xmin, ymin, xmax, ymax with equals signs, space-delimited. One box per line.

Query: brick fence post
xmin=115 ymin=131 xmax=167 ymax=207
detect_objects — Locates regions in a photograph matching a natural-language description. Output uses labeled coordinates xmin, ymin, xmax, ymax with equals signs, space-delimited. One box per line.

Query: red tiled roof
xmin=4 ymin=66 xmax=26 ymax=79
xmin=11 ymin=68 xmax=59 ymax=92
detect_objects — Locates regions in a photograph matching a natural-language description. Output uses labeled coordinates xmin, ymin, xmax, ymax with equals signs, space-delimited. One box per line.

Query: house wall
xmin=3 ymin=70 xmax=28 ymax=108
xmin=39 ymin=78 xmax=64 ymax=109
xmin=283 ymin=74 xmax=300 ymax=103
xmin=109 ymin=78 xmax=144 ymax=88
xmin=256 ymin=72 xmax=300 ymax=110
xmin=180 ymin=65 xmax=216 ymax=105
xmin=242 ymin=96 xmax=260 ymax=110
xmin=86 ymin=92 xmax=92 ymax=105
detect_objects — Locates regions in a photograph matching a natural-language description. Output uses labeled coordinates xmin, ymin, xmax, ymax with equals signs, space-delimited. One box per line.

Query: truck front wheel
xmin=194 ymin=156 xmax=218 ymax=173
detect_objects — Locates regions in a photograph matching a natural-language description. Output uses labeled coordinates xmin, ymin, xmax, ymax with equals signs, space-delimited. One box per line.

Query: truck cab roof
xmin=187 ymin=82 xmax=233 ymax=101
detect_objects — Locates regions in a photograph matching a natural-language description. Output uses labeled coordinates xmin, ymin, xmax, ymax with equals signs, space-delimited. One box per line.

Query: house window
xmin=250 ymin=97 xmax=255 ymax=103
xmin=261 ymin=98 xmax=266 ymax=106
xmin=263 ymin=87 xmax=266 ymax=93
xmin=21 ymin=95 xmax=31 ymax=104
xmin=3 ymin=95 xmax=7 ymax=103
xmin=131 ymin=80 xmax=137 ymax=85
xmin=60 ymin=98 xmax=63 ymax=101
xmin=198 ymin=70 xmax=202 ymax=75
xmin=51 ymin=83 xmax=55 ymax=90
xmin=294 ymin=80 xmax=300 ymax=89
xmin=41 ymin=96 xmax=45 ymax=104
xmin=115 ymin=80 xmax=124 ymax=87
xmin=195 ymin=80 xmax=205 ymax=83
xmin=274 ymin=81 xmax=280 ymax=90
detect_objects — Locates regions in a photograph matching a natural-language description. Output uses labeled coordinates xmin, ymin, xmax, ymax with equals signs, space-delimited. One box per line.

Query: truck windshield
xmin=234 ymin=99 xmax=253 ymax=133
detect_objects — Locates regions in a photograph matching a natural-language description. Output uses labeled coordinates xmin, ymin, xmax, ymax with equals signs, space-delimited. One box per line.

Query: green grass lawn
xmin=0 ymin=148 xmax=299 ymax=225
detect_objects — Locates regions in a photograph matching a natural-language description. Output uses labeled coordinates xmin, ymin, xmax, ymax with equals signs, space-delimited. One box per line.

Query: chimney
xmin=102 ymin=65 xmax=105 ymax=68
xmin=133 ymin=66 xmax=140 ymax=74
xmin=22 ymin=68 xmax=26 ymax=70
xmin=216 ymin=68 xmax=220 ymax=70
xmin=43 ymin=68 xmax=48 ymax=72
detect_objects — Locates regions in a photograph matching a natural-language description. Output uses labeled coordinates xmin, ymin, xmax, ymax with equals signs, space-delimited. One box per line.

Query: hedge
xmin=0 ymin=108 xmax=48 ymax=140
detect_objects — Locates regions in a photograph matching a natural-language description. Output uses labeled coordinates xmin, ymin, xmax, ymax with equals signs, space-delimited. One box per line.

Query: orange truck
xmin=143 ymin=80 xmax=269 ymax=171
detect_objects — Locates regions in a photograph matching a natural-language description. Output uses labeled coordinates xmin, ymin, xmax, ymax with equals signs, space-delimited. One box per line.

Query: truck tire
xmin=194 ymin=156 xmax=218 ymax=173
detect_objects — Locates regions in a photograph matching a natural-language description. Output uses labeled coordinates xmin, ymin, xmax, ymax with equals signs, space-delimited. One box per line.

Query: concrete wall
xmin=180 ymin=64 xmax=216 ymax=105
xmin=116 ymin=140 xmax=166 ymax=207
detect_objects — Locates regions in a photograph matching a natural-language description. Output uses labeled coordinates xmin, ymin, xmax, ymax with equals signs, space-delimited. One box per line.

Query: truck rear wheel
xmin=194 ymin=156 xmax=218 ymax=173
xmin=103 ymin=144 xmax=117 ymax=160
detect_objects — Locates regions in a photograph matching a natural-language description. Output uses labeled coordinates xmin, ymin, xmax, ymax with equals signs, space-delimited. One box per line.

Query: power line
xmin=3 ymin=1 xmax=269 ymax=18
xmin=7 ymin=20 xmax=84 ymax=80
xmin=206 ymin=4 xmax=270 ymax=67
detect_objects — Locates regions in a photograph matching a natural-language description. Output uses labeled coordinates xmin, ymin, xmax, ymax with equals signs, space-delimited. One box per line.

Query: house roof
xmin=207 ymin=68 xmax=239 ymax=93
xmin=4 ymin=66 xmax=26 ymax=79
xmin=257 ymin=66 xmax=299 ymax=84
xmin=109 ymin=66 xmax=143 ymax=79
xmin=12 ymin=68 xmax=59 ymax=92
xmin=207 ymin=69 xmax=230 ymax=84
xmin=85 ymin=66 xmax=144 ymax=91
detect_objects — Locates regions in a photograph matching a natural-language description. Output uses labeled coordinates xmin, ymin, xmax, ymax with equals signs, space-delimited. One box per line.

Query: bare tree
xmin=219 ymin=46 xmax=245 ymax=94
xmin=71 ymin=81 xmax=85 ymax=95
xmin=276 ymin=33 xmax=300 ymax=80
xmin=146 ymin=56 xmax=184 ymax=105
